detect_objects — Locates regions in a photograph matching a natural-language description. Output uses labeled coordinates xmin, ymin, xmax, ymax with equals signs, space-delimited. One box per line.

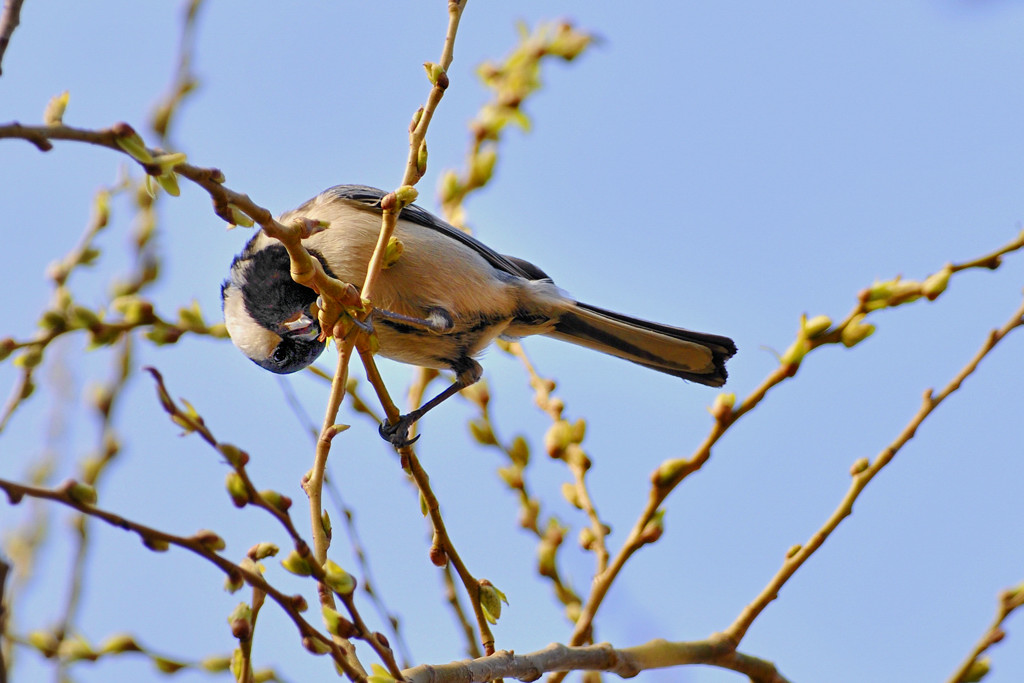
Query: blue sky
xmin=2 ymin=2 xmax=1024 ymax=682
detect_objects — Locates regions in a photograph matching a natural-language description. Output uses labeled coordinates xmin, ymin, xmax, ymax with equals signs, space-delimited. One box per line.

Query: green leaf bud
xmin=259 ymin=489 xmax=292 ymax=513
xmin=322 ymin=606 xmax=357 ymax=638
xmin=469 ymin=419 xmax=497 ymax=445
xmin=217 ymin=443 xmax=249 ymax=467
xmin=323 ymin=559 xmax=356 ymax=595
xmin=44 ymin=91 xmax=69 ymax=125
xmin=14 ymin=346 xmax=44 ymax=369
xmin=58 ymin=635 xmax=96 ymax=662
xmin=639 ymin=509 xmax=665 ymax=545
xmin=508 ymin=435 xmax=530 ymax=466
xmin=394 ymin=185 xmax=419 ymax=206
xmin=537 ymin=539 xmax=557 ymax=578
xmin=28 ymin=630 xmax=60 ymax=657
xmin=561 ymin=482 xmax=581 ymax=509
xmin=962 ymin=657 xmax=991 ymax=682
xmin=302 ymin=636 xmax=332 ymax=655
xmin=112 ymin=122 xmax=153 ymax=163
xmin=153 ymin=657 xmax=186 ymax=674
xmin=439 ymin=170 xmax=461 ymax=203
xmin=653 ymin=458 xmax=688 ymax=488
xmin=423 ymin=62 xmax=445 ymax=85
xmin=228 ymin=602 xmax=253 ymax=641
xmin=367 ymin=663 xmax=398 ymax=682
xmin=152 ymin=151 xmax=187 ymax=175
xmin=708 ymin=392 xmax=736 ymax=422
xmin=544 ymin=419 xmax=573 ymax=458
xmin=382 ymin=237 xmax=404 ymax=269
xmin=478 ymin=580 xmax=508 ymax=624
xmin=143 ymin=537 xmax=170 ymax=552
xmin=922 ymin=265 xmax=952 ymax=300
xmin=469 ymin=146 xmax=497 ymax=187
xmin=228 ymin=204 xmax=255 ymax=228
xmin=200 ymin=655 xmax=232 ymax=672
xmin=223 ymin=569 xmax=245 ymax=593
xmin=247 ymin=542 xmax=279 ymax=561
xmin=64 ymin=480 xmax=97 ymax=505
xmin=225 ymin=472 xmax=249 ymax=508
xmin=193 ymin=529 xmax=226 ymax=552
xmin=804 ymin=314 xmax=832 ymax=338
xmin=100 ymin=634 xmax=141 ymax=654
xmin=497 ymin=465 xmax=523 ymax=489
xmin=416 ymin=140 xmax=428 ymax=176
xmin=280 ymin=550 xmax=312 ymax=576
xmin=841 ymin=315 xmax=876 ymax=348
xmin=0 ymin=338 xmax=16 ymax=362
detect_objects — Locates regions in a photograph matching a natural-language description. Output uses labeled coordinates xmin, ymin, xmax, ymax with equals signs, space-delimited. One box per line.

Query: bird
xmin=222 ymin=185 xmax=736 ymax=446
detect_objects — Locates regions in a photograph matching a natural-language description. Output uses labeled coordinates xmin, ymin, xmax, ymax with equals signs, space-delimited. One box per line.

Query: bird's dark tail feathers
xmin=548 ymin=302 xmax=736 ymax=387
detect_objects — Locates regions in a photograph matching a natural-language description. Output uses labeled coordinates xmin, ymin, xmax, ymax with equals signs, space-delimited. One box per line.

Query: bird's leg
xmin=379 ymin=359 xmax=483 ymax=447
xmin=373 ymin=306 xmax=454 ymax=334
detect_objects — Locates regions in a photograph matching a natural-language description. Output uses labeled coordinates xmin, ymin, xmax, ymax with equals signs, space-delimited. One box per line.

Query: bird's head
xmin=221 ymin=241 xmax=326 ymax=374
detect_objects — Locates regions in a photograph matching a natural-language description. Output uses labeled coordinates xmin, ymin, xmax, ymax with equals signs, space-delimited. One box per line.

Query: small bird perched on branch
xmin=222 ymin=185 xmax=736 ymax=446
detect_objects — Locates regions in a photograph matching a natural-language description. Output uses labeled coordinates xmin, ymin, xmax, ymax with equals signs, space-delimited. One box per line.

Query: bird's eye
xmin=270 ymin=345 xmax=289 ymax=364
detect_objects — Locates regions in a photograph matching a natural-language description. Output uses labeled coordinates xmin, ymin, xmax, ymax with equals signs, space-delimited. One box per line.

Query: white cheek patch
xmin=222 ymin=284 xmax=280 ymax=362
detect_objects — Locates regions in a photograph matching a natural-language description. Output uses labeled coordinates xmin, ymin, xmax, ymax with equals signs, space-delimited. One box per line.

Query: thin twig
xmin=560 ymin=232 xmax=1024 ymax=653
xmin=0 ymin=556 xmax=9 ymax=683
xmin=402 ymin=638 xmax=789 ymax=683
xmin=724 ymin=295 xmax=1024 ymax=646
xmin=947 ymin=581 xmax=1024 ymax=683
xmin=0 ymin=478 xmax=365 ymax=681
xmin=0 ymin=0 xmax=25 ymax=77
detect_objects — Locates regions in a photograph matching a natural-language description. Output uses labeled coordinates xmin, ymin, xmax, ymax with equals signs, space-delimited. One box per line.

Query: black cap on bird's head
xmin=221 ymin=239 xmax=326 ymax=374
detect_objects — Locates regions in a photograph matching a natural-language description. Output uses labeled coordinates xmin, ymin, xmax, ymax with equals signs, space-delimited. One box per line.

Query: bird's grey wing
xmin=318 ymin=185 xmax=550 ymax=282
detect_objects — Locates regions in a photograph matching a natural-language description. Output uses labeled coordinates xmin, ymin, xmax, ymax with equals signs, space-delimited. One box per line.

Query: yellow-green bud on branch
xmin=192 ymin=529 xmax=226 ymax=552
xmin=44 ymin=91 xmax=70 ymax=125
xmin=469 ymin=146 xmax=497 ymax=187
xmin=247 ymin=542 xmax=279 ymax=561
xmin=322 ymin=606 xmax=357 ymax=639
xmin=228 ymin=603 xmax=253 ymax=640
xmin=841 ymin=314 xmax=875 ymax=348
xmin=416 ymin=140 xmax=428 ymax=177
xmin=368 ymin=663 xmax=398 ymax=683
xmin=112 ymin=122 xmax=152 ymax=163
xmin=423 ymin=62 xmax=448 ymax=88
xmin=561 ymin=482 xmax=581 ymax=509
xmin=62 ymin=479 xmax=97 ymax=506
xmin=804 ymin=314 xmax=832 ymax=338
xmin=708 ymin=392 xmax=736 ymax=422
xmin=280 ymin=550 xmax=313 ymax=576
xmin=223 ymin=569 xmax=245 ymax=593
xmin=639 ymin=509 xmax=665 ymax=545
xmin=849 ymin=458 xmax=870 ymax=476
xmin=228 ymin=204 xmax=255 ymax=228
xmin=259 ymin=489 xmax=292 ymax=513
xmin=100 ymin=634 xmax=141 ymax=654
xmin=143 ymin=537 xmax=170 ymax=552
xmin=394 ymin=184 xmax=419 ymax=206
xmin=323 ymin=559 xmax=356 ymax=595
xmin=478 ymin=579 xmax=508 ymax=624
xmin=961 ymin=657 xmax=991 ymax=682
xmin=58 ymin=635 xmax=97 ymax=662
xmin=153 ymin=657 xmax=187 ymax=674
xmin=469 ymin=419 xmax=497 ymax=445
xmin=382 ymin=237 xmax=404 ymax=269
xmin=922 ymin=265 xmax=952 ymax=300
xmin=226 ymin=472 xmax=250 ymax=508
xmin=302 ymin=636 xmax=332 ymax=655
